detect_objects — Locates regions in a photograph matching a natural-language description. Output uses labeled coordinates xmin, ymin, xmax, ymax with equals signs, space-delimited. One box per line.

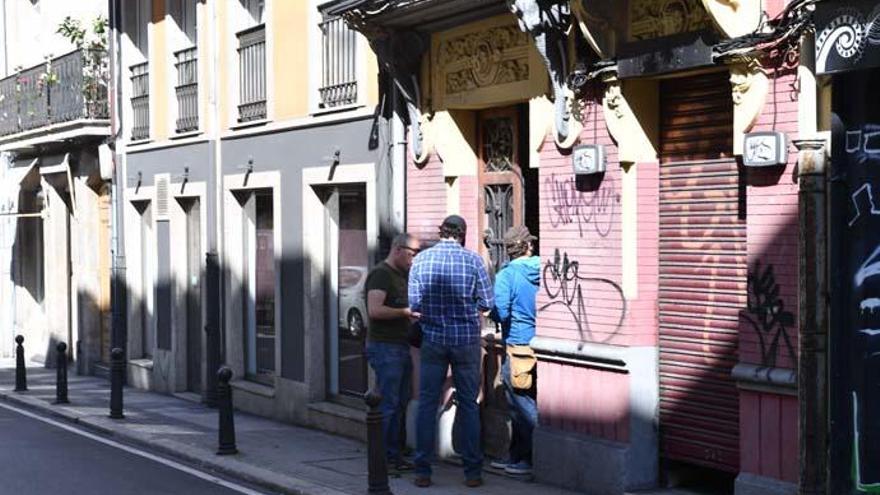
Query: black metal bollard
xmin=109 ymin=347 xmax=125 ymax=419
xmin=54 ymin=342 xmax=69 ymax=404
xmin=14 ymin=335 xmax=26 ymax=392
xmin=365 ymin=390 xmax=391 ymax=494
xmin=216 ymin=366 xmax=237 ymax=455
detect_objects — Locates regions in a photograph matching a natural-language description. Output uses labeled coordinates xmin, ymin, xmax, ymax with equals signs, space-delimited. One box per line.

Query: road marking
xmin=0 ymin=401 xmax=267 ymax=495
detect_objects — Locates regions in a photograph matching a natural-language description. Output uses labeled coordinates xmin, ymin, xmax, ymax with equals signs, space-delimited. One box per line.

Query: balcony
xmin=174 ymin=47 xmax=198 ymax=133
xmin=319 ymin=16 xmax=358 ymax=109
xmin=130 ymin=61 xmax=150 ymax=141
xmin=237 ymin=24 xmax=266 ymax=123
xmin=0 ymin=49 xmax=110 ymax=152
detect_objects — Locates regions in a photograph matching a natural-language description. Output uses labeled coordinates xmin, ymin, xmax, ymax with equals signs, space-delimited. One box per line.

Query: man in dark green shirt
xmin=365 ymin=233 xmax=421 ymax=471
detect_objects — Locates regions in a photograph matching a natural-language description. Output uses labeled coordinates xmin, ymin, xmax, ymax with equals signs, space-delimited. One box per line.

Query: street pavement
xmin=0 ymin=359 xmax=704 ymax=495
xmin=0 ymin=402 xmax=266 ymax=494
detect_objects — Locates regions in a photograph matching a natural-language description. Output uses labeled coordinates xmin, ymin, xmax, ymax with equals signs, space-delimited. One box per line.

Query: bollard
xmin=14 ymin=335 xmax=26 ymax=392
xmin=109 ymin=347 xmax=125 ymax=419
xmin=216 ymin=366 xmax=238 ymax=455
xmin=365 ymin=390 xmax=391 ymax=494
xmin=54 ymin=342 xmax=69 ymax=404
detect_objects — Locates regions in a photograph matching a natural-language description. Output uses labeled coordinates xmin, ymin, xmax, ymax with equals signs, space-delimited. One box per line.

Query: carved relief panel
xmin=628 ymin=0 xmax=713 ymax=41
xmin=431 ymin=14 xmax=547 ymax=110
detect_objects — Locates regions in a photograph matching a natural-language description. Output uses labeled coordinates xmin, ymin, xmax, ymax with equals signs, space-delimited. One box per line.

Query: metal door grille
xmin=658 ymin=72 xmax=743 ymax=472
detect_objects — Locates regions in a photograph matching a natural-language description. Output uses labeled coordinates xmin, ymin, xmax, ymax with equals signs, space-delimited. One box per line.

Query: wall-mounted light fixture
xmin=572 ymin=144 xmax=606 ymax=176
xmin=743 ymin=131 xmax=787 ymax=167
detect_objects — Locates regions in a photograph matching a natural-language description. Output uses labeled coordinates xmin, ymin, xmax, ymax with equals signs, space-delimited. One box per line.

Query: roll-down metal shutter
xmin=658 ymin=72 xmax=744 ymax=472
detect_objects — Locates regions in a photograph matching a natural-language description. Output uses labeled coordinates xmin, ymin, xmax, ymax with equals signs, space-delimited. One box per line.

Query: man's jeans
xmin=366 ymin=341 xmax=413 ymax=463
xmin=501 ymin=354 xmax=538 ymax=464
xmin=415 ymin=340 xmax=483 ymax=480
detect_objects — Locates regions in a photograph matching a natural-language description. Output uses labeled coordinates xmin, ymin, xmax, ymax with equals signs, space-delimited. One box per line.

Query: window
xmin=318 ymin=15 xmax=358 ymax=109
xmin=243 ymin=190 xmax=275 ymax=382
xmin=244 ymin=0 xmax=265 ymax=24
xmin=125 ymin=0 xmax=151 ymax=59
xmin=170 ymin=0 xmax=197 ymax=46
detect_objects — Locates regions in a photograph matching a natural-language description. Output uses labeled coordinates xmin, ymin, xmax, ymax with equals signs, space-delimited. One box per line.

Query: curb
xmin=0 ymin=388 xmax=352 ymax=495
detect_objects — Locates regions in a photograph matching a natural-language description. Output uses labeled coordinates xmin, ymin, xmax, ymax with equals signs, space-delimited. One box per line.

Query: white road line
xmin=0 ymin=401 xmax=267 ymax=495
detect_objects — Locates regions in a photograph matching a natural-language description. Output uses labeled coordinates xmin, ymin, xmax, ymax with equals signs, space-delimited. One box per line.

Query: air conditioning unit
xmin=743 ymin=131 xmax=787 ymax=167
xmin=572 ymin=144 xmax=606 ymax=175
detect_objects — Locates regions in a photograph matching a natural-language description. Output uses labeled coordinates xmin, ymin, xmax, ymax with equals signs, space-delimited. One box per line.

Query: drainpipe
xmin=108 ymin=0 xmax=127 ymax=358
xmin=390 ymin=80 xmax=406 ymax=237
xmin=795 ymin=137 xmax=829 ymax=495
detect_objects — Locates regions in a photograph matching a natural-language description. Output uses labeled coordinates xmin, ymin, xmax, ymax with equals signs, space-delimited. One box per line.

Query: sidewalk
xmin=0 ymin=361 xmax=581 ymax=495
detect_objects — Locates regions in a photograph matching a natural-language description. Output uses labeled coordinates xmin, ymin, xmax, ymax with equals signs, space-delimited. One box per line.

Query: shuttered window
xmin=658 ymin=71 xmax=744 ymax=472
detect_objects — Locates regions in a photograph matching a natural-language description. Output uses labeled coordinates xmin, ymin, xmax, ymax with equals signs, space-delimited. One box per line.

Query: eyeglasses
xmin=400 ymin=246 xmax=420 ymax=255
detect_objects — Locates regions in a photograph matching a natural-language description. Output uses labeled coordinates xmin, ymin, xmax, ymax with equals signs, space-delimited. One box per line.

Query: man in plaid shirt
xmin=408 ymin=215 xmax=493 ymax=488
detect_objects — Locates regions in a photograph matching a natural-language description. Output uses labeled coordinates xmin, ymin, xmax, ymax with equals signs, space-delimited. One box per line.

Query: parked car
xmin=338 ymin=266 xmax=368 ymax=339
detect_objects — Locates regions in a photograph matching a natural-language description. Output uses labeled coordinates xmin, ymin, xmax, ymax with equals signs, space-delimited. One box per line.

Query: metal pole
xmin=204 ymin=252 xmax=220 ymax=407
xmin=14 ymin=334 xmax=26 ymax=391
xmin=54 ymin=342 xmax=69 ymax=404
xmin=216 ymin=366 xmax=237 ymax=455
xmin=795 ymin=138 xmax=829 ymax=495
xmin=109 ymin=347 xmax=125 ymax=419
xmin=365 ymin=390 xmax=391 ymax=494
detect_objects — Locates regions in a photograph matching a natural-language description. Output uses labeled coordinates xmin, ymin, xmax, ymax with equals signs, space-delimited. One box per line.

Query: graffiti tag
xmin=545 ymin=173 xmax=618 ymax=238
xmin=538 ymin=248 xmax=626 ymax=344
xmin=744 ymin=262 xmax=795 ymax=368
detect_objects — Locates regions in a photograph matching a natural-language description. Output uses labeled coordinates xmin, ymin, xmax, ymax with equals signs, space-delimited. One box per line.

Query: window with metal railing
xmin=174 ymin=47 xmax=198 ymax=133
xmin=237 ymin=24 xmax=266 ymax=123
xmin=130 ymin=61 xmax=150 ymax=140
xmin=319 ymin=16 xmax=357 ymax=109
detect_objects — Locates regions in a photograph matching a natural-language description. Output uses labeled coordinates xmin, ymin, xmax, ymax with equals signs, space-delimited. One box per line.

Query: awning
xmin=40 ymin=152 xmax=76 ymax=213
xmin=0 ymin=158 xmax=39 ymax=217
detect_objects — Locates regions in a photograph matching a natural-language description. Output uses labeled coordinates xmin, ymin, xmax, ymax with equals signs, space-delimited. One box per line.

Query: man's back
xmin=409 ymin=240 xmax=493 ymax=346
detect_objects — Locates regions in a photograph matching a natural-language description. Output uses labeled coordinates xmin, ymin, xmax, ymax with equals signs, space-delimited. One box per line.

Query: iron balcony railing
xmin=174 ymin=47 xmax=198 ymax=133
xmin=237 ymin=24 xmax=266 ymax=123
xmin=130 ymin=61 xmax=150 ymax=141
xmin=319 ymin=16 xmax=357 ymax=109
xmin=0 ymin=49 xmax=109 ymax=137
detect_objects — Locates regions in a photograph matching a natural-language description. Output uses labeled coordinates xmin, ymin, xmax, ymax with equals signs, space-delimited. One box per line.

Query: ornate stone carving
xmin=507 ymin=0 xmax=579 ymax=148
xmin=700 ymin=0 xmax=761 ymax=39
xmin=629 ymin=0 xmax=713 ymax=41
xmin=728 ymin=58 xmax=769 ymax=155
xmin=437 ymin=26 xmax=532 ymax=94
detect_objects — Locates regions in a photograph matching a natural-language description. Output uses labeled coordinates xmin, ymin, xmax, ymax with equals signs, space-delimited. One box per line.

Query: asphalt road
xmin=0 ymin=402 xmax=270 ymax=495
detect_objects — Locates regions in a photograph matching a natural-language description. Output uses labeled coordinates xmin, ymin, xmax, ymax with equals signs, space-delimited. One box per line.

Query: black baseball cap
xmin=440 ymin=214 xmax=467 ymax=232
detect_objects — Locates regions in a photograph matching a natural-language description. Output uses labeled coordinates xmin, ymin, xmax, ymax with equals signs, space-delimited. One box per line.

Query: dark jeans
xmin=415 ymin=340 xmax=483 ymax=480
xmin=366 ymin=341 xmax=413 ymax=463
xmin=501 ymin=352 xmax=538 ymax=464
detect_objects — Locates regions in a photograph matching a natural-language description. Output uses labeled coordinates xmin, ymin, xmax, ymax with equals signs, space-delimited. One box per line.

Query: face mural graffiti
xmin=843 ymin=122 xmax=880 ymax=493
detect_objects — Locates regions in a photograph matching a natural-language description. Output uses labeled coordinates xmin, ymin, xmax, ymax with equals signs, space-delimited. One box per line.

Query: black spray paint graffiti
xmin=545 ymin=173 xmax=619 ymax=238
xmin=743 ymin=262 xmax=795 ymax=369
xmin=847 ymin=116 xmax=880 ymax=492
xmin=538 ymin=249 xmax=626 ymax=344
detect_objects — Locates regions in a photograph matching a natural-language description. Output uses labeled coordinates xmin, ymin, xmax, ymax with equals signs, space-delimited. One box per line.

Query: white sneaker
xmin=504 ymin=461 xmax=533 ymax=476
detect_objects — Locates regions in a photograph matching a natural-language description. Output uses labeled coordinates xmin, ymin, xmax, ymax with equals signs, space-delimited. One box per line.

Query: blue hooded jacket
xmin=492 ymin=255 xmax=540 ymax=345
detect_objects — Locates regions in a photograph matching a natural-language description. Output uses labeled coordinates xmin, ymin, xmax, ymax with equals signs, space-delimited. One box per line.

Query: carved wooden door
xmin=478 ymin=107 xmax=524 ymax=274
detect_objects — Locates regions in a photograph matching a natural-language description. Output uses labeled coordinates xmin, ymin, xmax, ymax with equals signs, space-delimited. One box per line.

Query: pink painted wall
xmin=407 ymin=152 xmax=446 ymax=244
xmin=538 ymin=360 xmax=630 ymax=442
xmin=737 ymin=63 xmax=801 ymax=482
xmin=739 ymin=391 xmax=799 ymax=483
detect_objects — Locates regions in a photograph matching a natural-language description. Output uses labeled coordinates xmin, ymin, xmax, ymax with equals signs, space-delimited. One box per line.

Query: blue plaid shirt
xmin=408 ymin=239 xmax=494 ymax=346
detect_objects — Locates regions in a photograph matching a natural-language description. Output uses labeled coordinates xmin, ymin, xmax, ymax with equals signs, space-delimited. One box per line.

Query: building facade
xmin=330 ymin=0 xmax=828 ymax=494
xmin=114 ymin=0 xmax=408 ymax=437
xmin=0 ymin=0 xmax=112 ymax=375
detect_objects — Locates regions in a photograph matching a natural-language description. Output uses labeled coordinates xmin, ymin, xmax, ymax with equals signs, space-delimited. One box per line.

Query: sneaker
xmin=489 ymin=458 xmax=512 ymax=470
xmin=504 ymin=461 xmax=533 ymax=476
xmin=414 ymin=476 xmax=432 ymax=488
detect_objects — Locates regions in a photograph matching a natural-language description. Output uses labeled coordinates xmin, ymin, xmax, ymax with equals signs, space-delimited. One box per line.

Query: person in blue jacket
xmin=490 ymin=225 xmax=540 ymax=477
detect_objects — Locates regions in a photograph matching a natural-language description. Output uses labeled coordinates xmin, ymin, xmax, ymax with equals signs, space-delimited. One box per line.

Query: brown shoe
xmin=414 ymin=476 xmax=432 ymax=488
xmin=465 ymin=478 xmax=483 ymax=488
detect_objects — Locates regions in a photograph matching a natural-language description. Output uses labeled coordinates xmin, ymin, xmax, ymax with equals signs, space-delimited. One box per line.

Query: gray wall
xmin=221 ymin=115 xmax=381 ymax=382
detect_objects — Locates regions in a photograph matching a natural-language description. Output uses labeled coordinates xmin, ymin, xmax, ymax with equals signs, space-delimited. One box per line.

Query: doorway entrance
xmin=323 ymin=183 xmax=369 ymax=399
